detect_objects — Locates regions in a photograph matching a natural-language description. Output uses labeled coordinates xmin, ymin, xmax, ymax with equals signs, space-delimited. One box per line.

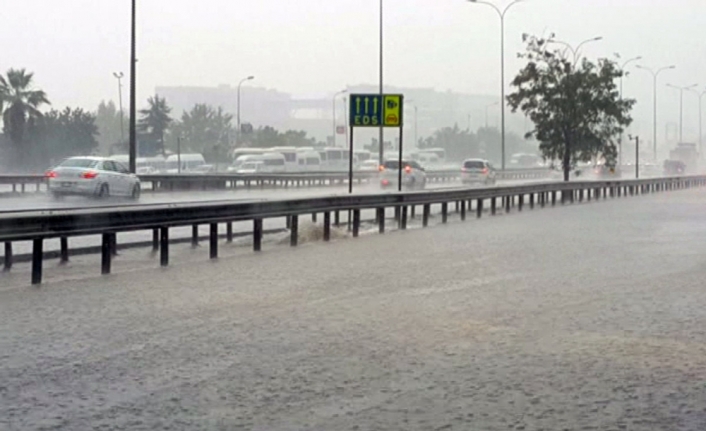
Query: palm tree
xmin=0 ymin=69 xmax=50 ymax=163
xmin=138 ymin=95 xmax=172 ymax=156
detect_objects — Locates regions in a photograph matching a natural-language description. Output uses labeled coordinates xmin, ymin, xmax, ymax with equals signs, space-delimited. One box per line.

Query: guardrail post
xmin=400 ymin=207 xmax=408 ymax=230
xmin=477 ymin=199 xmax=483 ymax=218
xmin=101 ymin=233 xmax=112 ymax=274
xmin=209 ymin=223 xmax=218 ymax=259
xmin=110 ymin=234 xmax=118 ymax=256
xmin=455 ymin=201 xmax=460 ymax=213
xmin=60 ymin=237 xmax=69 ymax=264
xmin=505 ymin=196 xmax=511 ymax=213
xmin=290 ymin=215 xmax=299 ymax=246
xmin=423 ymin=204 xmax=430 ymax=227
xmin=254 ymin=218 xmax=263 ymax=251
xmin=551 ymin=191 xmax=557 ymax=206
xmin=529 ymin=193 xmax=535 ymax=209
xmin=518 ymin=195 xmax=524 ymax=211
xmin=4 ymin=242 xmax=13 ymax=271
xmin=160 ymin=227 xmax=169 ymax=267
xmin=150 ymin=229 xmax=158 ymax=251
xmin=227 ymin=222 xmax=234 ymax=243
xmin=410 ymin=205 xmax=416 ymax=218
xmin=323 ymin=212 xmax=331 ymax=241
xmin=31 ymin=238 xmax=43 ymax=285
xmin=460 ymin=200 xmax=467 ymax=220
xmin=312 ymin=212 xmax=317 ymax=223
xmin=377 ymin=208 xmax=385 ymax=233
xmin=491 ymin=197 xmax=497 ymax=215
xmin=441 ymin=203 xmax=448 ymax=224
xmin=394 ymin=206 xmax=401 ymax=223
xmin=353 ymin=210 xmax=361 ymax=237
xmin=334 ymin=211 xmax=340 ymax=226
xmin=192 ymin=225 xmax=199 ymax=247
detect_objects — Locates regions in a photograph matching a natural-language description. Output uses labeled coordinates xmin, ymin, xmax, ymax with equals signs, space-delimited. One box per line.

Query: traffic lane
xmin=0 ymin=177 xmax=549 ymax=212
xmin=2 ymin=188 xmax=706 ymax=429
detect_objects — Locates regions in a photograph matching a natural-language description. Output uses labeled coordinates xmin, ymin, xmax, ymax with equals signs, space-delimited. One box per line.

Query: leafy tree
xmin=0 ymin=68 xmax=50 ymax=166
xmin=419 ymin=124 xmax=478 ymax=161
xmin=138 ymin=95 xmax=172 ymax=156
xmin=170 ymin=104 xmax=233 ymax=154
xmin=507 ymin=34 xmax=634 ymax=181
xmin=95 ymin=100 xmax=126 ymax=155
xmin=27 ymin=107 xmax=98 ymax=169
xmin=242 ymin=126 xmax=316 ymax=149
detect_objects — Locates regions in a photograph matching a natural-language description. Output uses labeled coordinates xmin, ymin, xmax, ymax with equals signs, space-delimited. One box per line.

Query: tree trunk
xmin=563 ymin=140 xmax=571 ymax=182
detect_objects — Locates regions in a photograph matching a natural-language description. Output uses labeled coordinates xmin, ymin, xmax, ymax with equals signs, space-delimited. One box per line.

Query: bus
xmin=319 ymin=147 xmax=349 ymax=171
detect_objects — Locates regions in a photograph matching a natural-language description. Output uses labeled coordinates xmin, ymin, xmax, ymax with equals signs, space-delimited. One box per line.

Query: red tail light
xmin=382 ymin=179 xmax=390 ymax=185
xmin=378 ymin=165 xmax=385 ymax=172
xmin=461 ymin=168 xmax=468 ymax=173
xmin=482 ymin=168 xmax=489 ymax=174
xmin=45 ymin=170 xmax=57 ymax=179
xmin=81 ymin=171 xmax=98 ymax=179
xmin=404 ymin=166 xmax=412 ymax=174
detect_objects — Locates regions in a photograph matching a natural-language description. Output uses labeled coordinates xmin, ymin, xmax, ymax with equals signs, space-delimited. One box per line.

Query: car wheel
xmin=96 ymin=183 xmax=109 ymax=199
xmin=130 ymin=184 xmax=141 ymax=200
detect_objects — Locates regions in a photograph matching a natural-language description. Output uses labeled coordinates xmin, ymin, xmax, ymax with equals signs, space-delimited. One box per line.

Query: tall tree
xmin=27 ymin=107 xmax=98 ymax=169
xmin=507 ymin=34 xmax=634 ymax=181
xmin=170 ymin=104 xmax=233 ymax=154
xmin=95 ymin=100 xmax=126 ymax=155
xmin=138 ymin=95 xmax=172 ymax=156
xmin=0 ymin=68 xmax=50 ymax=166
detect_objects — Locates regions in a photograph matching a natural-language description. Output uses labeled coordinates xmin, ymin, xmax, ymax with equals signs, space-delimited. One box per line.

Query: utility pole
xmin=128 ymin=0 xmax=137 ymax=173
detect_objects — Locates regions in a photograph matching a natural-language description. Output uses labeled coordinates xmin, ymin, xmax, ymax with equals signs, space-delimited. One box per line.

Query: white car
xmin=46 ymin=156 xmax=141 ymax=199
xmin=235 ymin=161 xmax=265 ymax=174
xmin=461 ymin=158 xmax=497 ymax=185
xmin=359 ymin=159 xmax=380 ymax=172
xmin=379 ymin=160 xmax=427 ymax=190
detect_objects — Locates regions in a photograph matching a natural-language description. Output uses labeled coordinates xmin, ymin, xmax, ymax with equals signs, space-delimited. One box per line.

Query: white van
xmin=270 ymin=147 xmax=298 ymax=172
xmin=165 ymin=153 xmax=206 ymax=173
xmin=296 ymin=151 xmax=322 ymax=172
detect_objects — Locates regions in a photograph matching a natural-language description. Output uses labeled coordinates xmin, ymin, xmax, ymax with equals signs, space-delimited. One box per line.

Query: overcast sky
xmin=3 ymin=0 xmax=705 ymax=140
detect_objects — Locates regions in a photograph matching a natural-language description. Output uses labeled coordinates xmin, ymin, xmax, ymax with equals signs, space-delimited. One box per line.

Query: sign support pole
xmin=348 ymin=127 xmax=355 ymax=194
xmin=397 ymin=126 xmax=403 ymax=192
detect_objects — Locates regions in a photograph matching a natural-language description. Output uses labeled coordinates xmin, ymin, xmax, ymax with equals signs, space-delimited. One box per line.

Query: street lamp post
xmin=636 ymin=64 xmax=676 ymax=160
xmin=687 ymin=88 xmax=706 ymax=157
xmin=378 ymin=0 xmax=384 ymax=165
xmin=236 ymin=75 xmax=254 ymax=148
xmin=666 ymin=83 xmax=698 ymax=143
xmin=485 ymin=102 xmax=498 ymax=129
xmin=128 ymin=0 xmax=137 ymax=173
xmin=468 ymin=0 xmax=525 ymax=170
xmin=617 ymin=56 xmax=642 ymax=166
xmin=414 ymin=106 xmax=419 ymax=147
xmin=332 ymin=89 xmax=347 ymax=147
xmin=113 ymin=72 xmax=126 ymax=145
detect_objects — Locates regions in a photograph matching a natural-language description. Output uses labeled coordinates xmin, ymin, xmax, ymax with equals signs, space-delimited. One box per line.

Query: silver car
xmin=379 ymin=160 xmax=427 ymax=190
xmin=46 ymin=156 xmax=141 ymax=199
xmin=461 ymin=158 xmax=497 ymax=185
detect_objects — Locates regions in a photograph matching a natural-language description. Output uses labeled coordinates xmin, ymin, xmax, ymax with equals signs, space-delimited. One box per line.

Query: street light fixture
xmin=236 ymin=75 xmax=255 ymax=147
xmin=467 ymin=0 xmax=526 ymax=170
xmin=666 ymin=83 xmax=697 ymax=144
xmin=113 ymin=72 xmax=126 ymax=145
xmin=548 ymin=36 xmax=603 ymax=65
xmin=332 ymin=89 xmax=348 ymax=147
xmin=686 ymin=87 xmax=706 ymax=157
xmin=635 ymin=64 xmax=676 ymax=160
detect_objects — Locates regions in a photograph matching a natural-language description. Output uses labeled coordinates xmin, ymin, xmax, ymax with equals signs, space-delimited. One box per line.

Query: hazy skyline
xmin=3 ymin=0 xmax=706 ymax=141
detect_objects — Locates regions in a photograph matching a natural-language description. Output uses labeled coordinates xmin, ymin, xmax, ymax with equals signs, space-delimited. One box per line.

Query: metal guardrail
xmin=1 ymin=175 xmax=703 ymax=285
xmin=0 ymin=168 xmax=552 ymax=193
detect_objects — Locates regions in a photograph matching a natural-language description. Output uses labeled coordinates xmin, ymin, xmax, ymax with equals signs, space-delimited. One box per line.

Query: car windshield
xmin=59 ymin=158 xmax=99 ymax=168
xmin=383 ymin=161 xmax=411 ymax=170
xmin=464 ymin=160 xmax=486 ymax=169
xmin=240 ymin=163 xmax=260 ymax=170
